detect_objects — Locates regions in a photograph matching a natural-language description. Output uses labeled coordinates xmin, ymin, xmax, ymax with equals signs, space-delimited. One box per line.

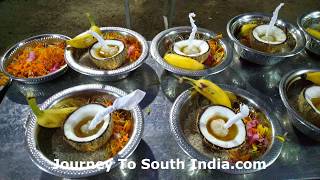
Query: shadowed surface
xmin=0 ymin=0 xmax=320 ymax=180
xmin=0 ymin=0 xmax=319 ymax=53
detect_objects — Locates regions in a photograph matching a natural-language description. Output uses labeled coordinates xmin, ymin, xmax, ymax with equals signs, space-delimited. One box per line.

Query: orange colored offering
xmin=109 ymin=110 xmax=133 ymax=157
xmin=100 ymin=99 xmax=134 ymax=158
xmin=6 ymin=42 xmax=66 ymax=78
xmin=0 ymin=72 xmax=9 ymax=86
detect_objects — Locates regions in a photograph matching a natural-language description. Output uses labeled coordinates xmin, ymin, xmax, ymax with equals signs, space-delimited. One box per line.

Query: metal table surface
xmin=0 ymin=41 xmax=320 ymax=180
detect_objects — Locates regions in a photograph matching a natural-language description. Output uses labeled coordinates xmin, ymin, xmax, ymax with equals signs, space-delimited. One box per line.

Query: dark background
xmin=0 ymin=0 xmax=319 ymax=54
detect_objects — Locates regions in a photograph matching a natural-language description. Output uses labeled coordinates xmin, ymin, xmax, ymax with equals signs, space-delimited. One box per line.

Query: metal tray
xmin=170 ymin=85 xmax=283 ymax=174
xmin=1 ymin=43 xmax=320 ymax=179
xmin=150 ymin=26 xmax=233 ymax=77
xmin=24 ymin=84 xmax=144 ymax=178
xmin=297 ymin=11 xmax=320 ymax=55
xmin=0 ymin=34 xmax=70 ymax=84
xmin=65 ymin=27 xmax=149 ymax=81
xmin=227 ymin=13 xmax=306 ymax=65
xmin=279 ymin=68 xmax=320 ymax=141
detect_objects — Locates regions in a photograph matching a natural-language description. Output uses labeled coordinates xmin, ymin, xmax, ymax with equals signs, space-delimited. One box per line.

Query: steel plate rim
xmin=297 ymin=11 xmax=320 ymax=44
xmin=64 ymin=27 xmax=149 ymax=78
xmin=226 ymin=12 xmax=306 ymax=58
xmin=0 ymin=34 xmax=71 ymax=84
xmin=24 ymin=84 xmax=144 ymax=178
xmin=279 ymin=68 xmax=320 ymax=132
xmin=170 ymin=85 xmax=283 ymax=174
xmin=150 ymin=26 xmax=233 ymax=77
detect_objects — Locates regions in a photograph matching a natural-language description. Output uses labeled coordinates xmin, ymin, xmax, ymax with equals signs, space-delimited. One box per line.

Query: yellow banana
xmin=240 ymin=23 xmax=257 ymax=36
xmin=306 ymin=28 xmax=320 ymax=39
xmin=225 ymin=91 xmax=237 ymax=103
xmin=305 ymin=72 xmax=320 ymax=85
xmin=27 ymin=95 xmax=78 ymax=128
xmin=66 ymin=13 xmax=103 ymax=48
xmin=164 ymin=53 xmax=205 ymax=70
xmin=179 ymin=77 xmax=232 ymax=108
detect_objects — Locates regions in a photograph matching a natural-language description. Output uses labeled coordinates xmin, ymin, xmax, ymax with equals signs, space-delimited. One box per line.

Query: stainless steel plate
xmin=0 ymin=34 xmax=70 ymax=84
xmin=170 ymin=85 xmax=283 ymax=174
xmin=279 ymin=69 xmax=320 ymax=141
xmin=227 ymin=13 xmax=306 ymax=65
xmin=297 ymin=11 xmax=320 ymax=55
xmin=0 ymin=73 xmax=11 ymax=103
xmin=150 ymin=26 xmax=233 ymax=77
xmin=65 ymin=27 xmax=149 ymax=81
xmin=24 ymin=84 xmax=144 ymax=178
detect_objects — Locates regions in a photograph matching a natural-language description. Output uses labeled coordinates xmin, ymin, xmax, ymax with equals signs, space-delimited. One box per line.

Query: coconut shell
xmin=63 ymin=119 xmax=114 ymax=152
xmin=297 ymin=89 xmax=320 ymax=128
xmin=196 ymin=106 xmax=223 ymax=151
xmin=196 ymin=105 xmax=245 ymax=150
xmin=89 ymin=45 xmax=126 ymax=70
xmin=248 ymin=29 xmax=287 ymax=53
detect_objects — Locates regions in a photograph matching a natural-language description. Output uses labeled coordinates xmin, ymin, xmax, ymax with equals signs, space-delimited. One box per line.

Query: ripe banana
xmin=66 ymin=13 xmax=103 ymax=48
xmin=306 ymin=28 xmax=320 ymax=40
xmin=305 ymin=72 xmax=320 ymax=85
xmin=179 ymin=77 xmax=232 ymax=108
xmin=164 ymin=53 xmax=205 ymax=70
xmin=27 ymin=95 xmax=77 ymax=128
xmin=240 ymin=23 xmax=257 ymax=36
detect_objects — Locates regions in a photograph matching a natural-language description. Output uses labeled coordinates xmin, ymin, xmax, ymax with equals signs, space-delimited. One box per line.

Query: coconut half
xmin=297 ymin=86 xmax=320 ymax=128
xmin=63 ymin=104 xmax=114 ymax=152
xmin=252 ymin=24 xmax=287 ymax=45
xmin=173 ymin=39 xmax=210 ymax=62
xmin=90 ymin=40 xmax=125 ymax=59
xmin=198 ymin=106 xmax=246 ymax=149
xmin=89 ymin=39 xmax=126 ymax=70
xmin=304 ymin=86 xmax=320 ymax=114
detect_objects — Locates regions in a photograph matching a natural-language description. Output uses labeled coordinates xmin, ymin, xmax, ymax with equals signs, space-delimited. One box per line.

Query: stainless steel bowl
xmin=279 ymin=69 xmax=320 ymax=141
xmin=170 ymin=85 xmax=283 ymax=174
xmin=65 ymin=27 xmax=149 ymax=81
xmin=0 ymin=34 xmax=70 ymax=84
xmin=150 ymin=26 xmax=233 ymax=77
xmin=227 ymin=13 xmax=306 ymax=65
xmin=24 ymin=84 xmax=144 ymax=178
xmin=297 ymin=11 xmax=320 ymax=55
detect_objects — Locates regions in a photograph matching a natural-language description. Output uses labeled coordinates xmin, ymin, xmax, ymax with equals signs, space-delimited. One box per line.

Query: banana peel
xmin=225 ymin=91 xmax=238 ymax=103
xmin=164 ymin=53 xmax=205 ymax=70
xmin=304 ymin=72 xmax=320 ymax=85
xmin=306 ymin=28 xmax=320 ymax=40
xmin=66 ymin=13 xmax=103 ymax=48
xmin=26 ymin=95 xmax=77 ymax=128
xmin=240 ymin=23 xmax=257 ymax=36
xmin=178 ymin=76 xmax=232 ymax=108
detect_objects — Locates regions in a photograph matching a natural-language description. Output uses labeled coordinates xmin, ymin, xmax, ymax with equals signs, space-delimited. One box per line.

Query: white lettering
xmin=118 ymin=158 xmax=128 ymax=169
xmin=127 ymin=161 xmax=136 ymax=169
xmin=151 ymin=161 xmax=159 ymax=169
xmin=190 ymin=159 xmax=198 ymax=170
xmin=141 ymin=159 xmax=150 ymax=169
xmin=50 ymin=158 xmax=267 ymax=171
xmin=96 ymin=161 xmax=104 ymax=170
xmin=60 ymin=161 xmax=69 ymax=167
xmin=207 ymin=158 xmax=216 ymax=169
xmin=105 ymin=161 xmax=113 ymax=172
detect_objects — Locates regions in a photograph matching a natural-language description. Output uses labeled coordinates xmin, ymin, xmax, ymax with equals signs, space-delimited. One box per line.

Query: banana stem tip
xmin=85 ymin=12 xmax=96 ymax=26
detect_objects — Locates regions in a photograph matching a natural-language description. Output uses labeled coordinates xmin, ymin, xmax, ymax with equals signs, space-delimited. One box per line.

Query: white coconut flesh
xmin=173 ymin=39 xmax=209 ymax=57
xmin=199 ymin=106 xmax=246 ymax=149
xmin=252 ymin=24 xmax=287 ymax=45
xmin=90 ymin=39 xmax=124 ymax=60
xmin=304 ymin=86 xmax=320 ymax=114
xmin=64 ymin=104 xmax=111 ymax=142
